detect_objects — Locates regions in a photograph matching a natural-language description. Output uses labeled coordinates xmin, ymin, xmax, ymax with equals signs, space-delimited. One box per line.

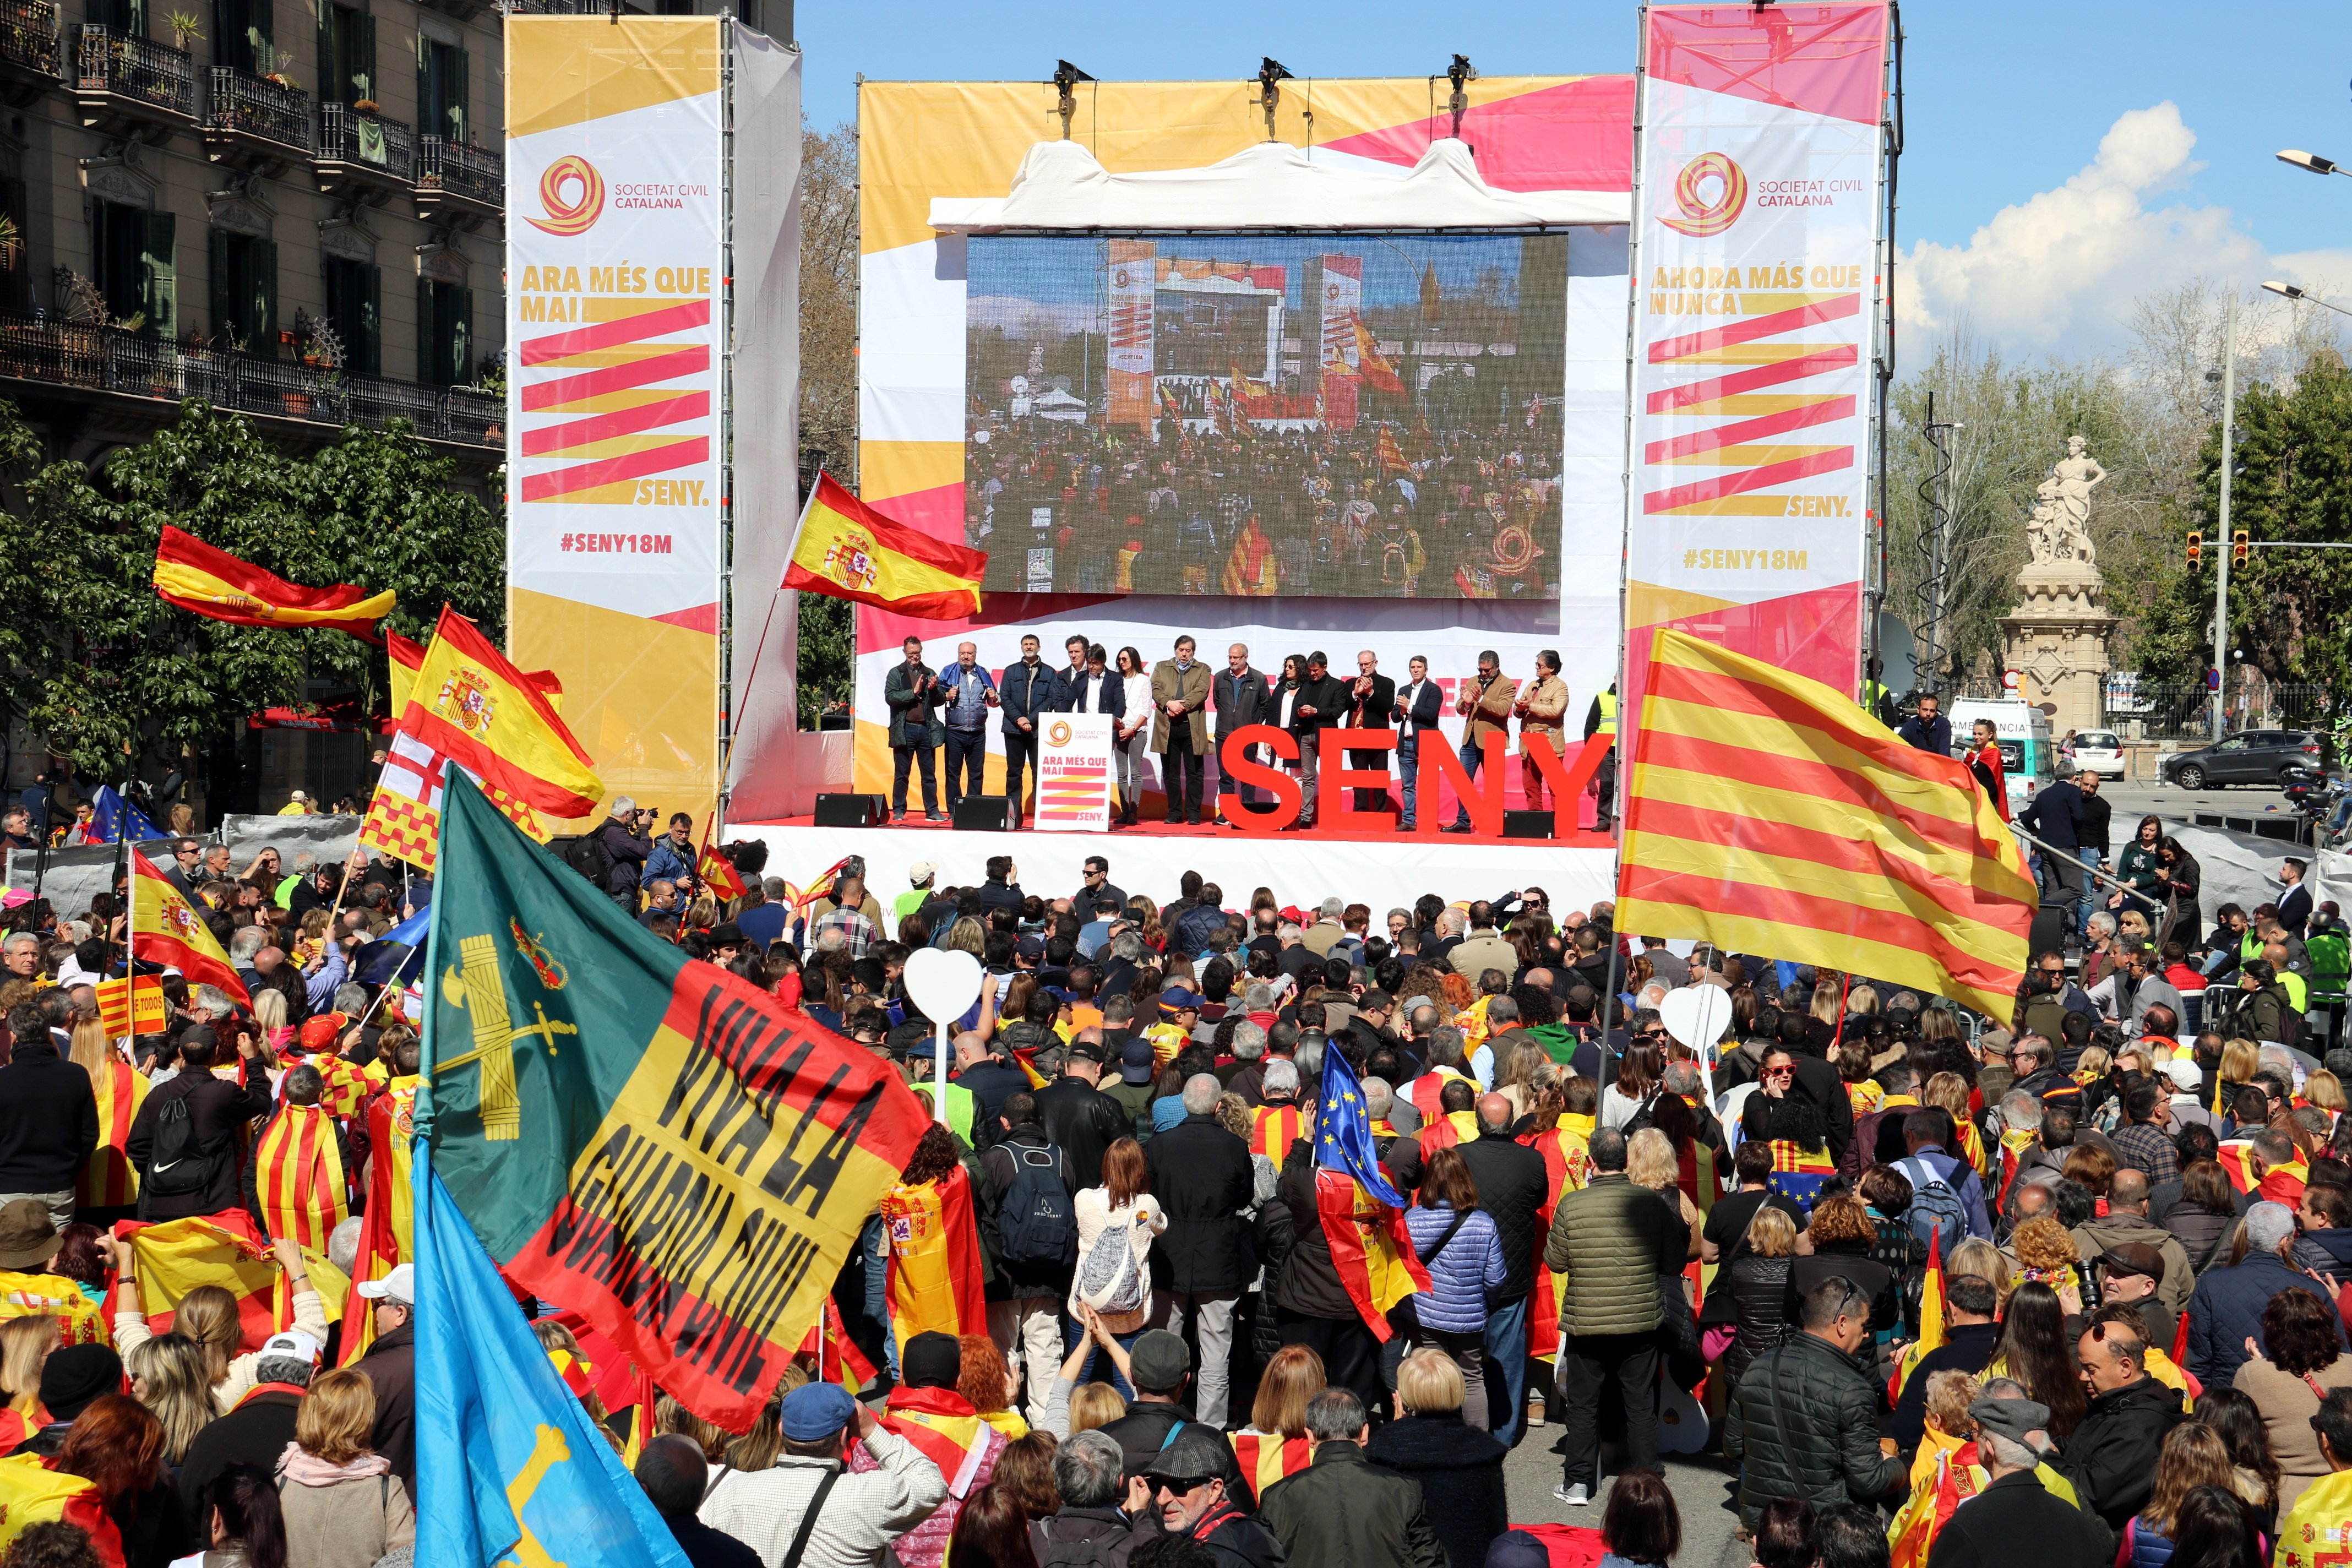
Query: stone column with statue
xmin=2002 ymin=436 xmax=2117 ymax=738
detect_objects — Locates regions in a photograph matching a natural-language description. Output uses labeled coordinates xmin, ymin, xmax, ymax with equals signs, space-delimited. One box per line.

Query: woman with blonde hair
xmin=1065 ymin=1382 xmax=1125 ymax=1435
xmin=2123 ymin=1420 xmax=2244 ymax=1563
xmin=1921 ymin=1072 xmax=1989 ymax=1176
xmin=124 ymin=1332 xmax=217 ymax=1464
xmin=1722 ymin=1205 xmax=1797 ymax=1393
xmin=0 ymin=1316 xmax=56 ymax=1455
xmin=1364 ymin=1348 xmax=1508 ymax=1568
xmin=2306 ymin=1071 xmax=2347 ymax=1120
xmin=249 ymin=988 xmax=291 ymax=1053
xmin=110 ymin=1235 xmax=327 ymax=1406
xmin=1627 ymin=1128 xmax=1700 ymax=1262
xmin=945 ymin=917 xmax=987 ymax=957
xmin=275 ymin=1368 xmax=414 ymax=1568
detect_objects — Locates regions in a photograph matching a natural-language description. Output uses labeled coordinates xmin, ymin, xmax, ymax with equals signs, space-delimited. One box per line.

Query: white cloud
xmin=1901 ymin=102 xmax=2352 ymax=349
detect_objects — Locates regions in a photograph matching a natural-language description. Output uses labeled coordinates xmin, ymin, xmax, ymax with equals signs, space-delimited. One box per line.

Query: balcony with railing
xmin=0 ymin=0 xmax=60 ymax=95
xmin=415 ymin=135 xmax=500 ymax=224
xmin=314 ymin=102 xmax=413 ymax=198
xmin=74 ymin=26 xmax=194 ymax=130
xmin=0 ymin=312 xmax=503 ymax=452
xmin=203 ymin=67 xmax=312 ymax=167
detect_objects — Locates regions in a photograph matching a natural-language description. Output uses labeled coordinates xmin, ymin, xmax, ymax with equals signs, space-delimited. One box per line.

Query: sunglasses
xmin=1151 ymin=1477 xmax=1213 ymax=1496
xmin=1766 ymin=1065 xmax=1795 ymax=1079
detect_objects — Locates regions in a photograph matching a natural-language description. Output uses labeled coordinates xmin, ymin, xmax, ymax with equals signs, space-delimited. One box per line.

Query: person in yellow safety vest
xmin=893 ymin=1020 xmax=976 ymax=1144
xmin=1583 ymin=684 xmax=1618 ymax=832
xmin=1863 ymin=656 xmax=1898 ymax=726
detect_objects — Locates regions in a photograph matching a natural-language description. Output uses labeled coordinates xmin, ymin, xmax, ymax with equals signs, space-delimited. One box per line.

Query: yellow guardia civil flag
xmin=783 ymin=472 xmax=987 ymax=618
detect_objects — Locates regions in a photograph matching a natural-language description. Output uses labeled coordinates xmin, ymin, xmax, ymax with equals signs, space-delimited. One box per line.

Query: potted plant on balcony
xmin=164 ymin=10 xmax=203 ymax=51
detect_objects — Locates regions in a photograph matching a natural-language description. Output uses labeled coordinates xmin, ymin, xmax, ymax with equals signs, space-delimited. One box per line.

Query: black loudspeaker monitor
xmin=2028 ymin=905 xmax=2067 ymax=960
xmin=814 ymin=793 xmax=882 ymax=828
xmin=952 ymin=797 xmax=1012 ymax=831
xmin=1502 ymin=810 xmax=1556 ymax=840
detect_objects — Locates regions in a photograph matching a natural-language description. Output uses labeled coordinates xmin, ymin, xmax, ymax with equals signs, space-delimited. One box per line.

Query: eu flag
xmin=352 ymin=908 xmax=429 ymax=989
xmin=1314 ymin=1041 xmax=1407 ymax=1209
xmin=414 ymin=1160 xmax=686 ymax=1568
xmin=88 ymin=786 xmax=160 ymax=846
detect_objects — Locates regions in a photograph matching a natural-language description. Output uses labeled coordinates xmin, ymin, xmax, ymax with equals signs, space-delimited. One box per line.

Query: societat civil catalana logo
xmin=1659 ymin=151 xmax=1747 ymax=238
xmin=527 ymin=154 xmax=605 ymax=237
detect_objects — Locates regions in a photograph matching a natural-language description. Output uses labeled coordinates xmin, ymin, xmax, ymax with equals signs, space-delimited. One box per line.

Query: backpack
xmin=1895 ymin=1154 xmax=1969 ymax=1256
xmin=144 ymin=1087 xmax=216 ymax=1200
xmin=556 ymin=832 xmax=614 ymax=889
xmin=1075 ymin=1208 xmax=1151 ymax=1317
xmin=1623 ymin=1086 xmax=1665 ymax=1135
xmin=1033 ymin=1515 xmax=1130 ymax=1568
xmin=994 ymin=1140 xmax=1076 ymax=1269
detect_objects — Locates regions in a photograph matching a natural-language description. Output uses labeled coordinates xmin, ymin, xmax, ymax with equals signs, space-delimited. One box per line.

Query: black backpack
xmin=994 ymin=1139 xmax=1076 ymax=1268
xmin=556 ymin=832 xmax=614 ymax=889
xmin=145 ymin=1087 xmax=216 ymax=1200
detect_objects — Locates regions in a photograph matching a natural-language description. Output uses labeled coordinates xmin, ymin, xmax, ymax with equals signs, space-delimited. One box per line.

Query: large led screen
xmin=963 ymin=233 xmax=1568 ymax=601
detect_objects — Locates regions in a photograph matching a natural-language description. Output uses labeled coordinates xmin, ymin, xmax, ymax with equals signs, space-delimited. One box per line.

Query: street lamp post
xmin=2212 ymin=297 xmax=2236 ymax=743
xmin=2278 ymin=149 xmax=2352 ymax=179
xmin=2264 ymin=279 xmax=2352 ymax=322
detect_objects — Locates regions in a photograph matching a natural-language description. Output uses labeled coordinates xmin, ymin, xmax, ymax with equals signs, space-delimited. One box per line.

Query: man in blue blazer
xmin=1390 ymin=655 xmax=1445 ymax=831
xmin=998 ymin=633 xmax=1059 ymax=828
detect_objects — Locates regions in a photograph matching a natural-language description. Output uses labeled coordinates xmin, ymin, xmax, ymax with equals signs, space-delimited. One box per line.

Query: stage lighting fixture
xmin=1053 ymin=59 xmax=1095 ymax=140
xmin=1253 ymin=57 xmax=1295 ymax=141
xmin=1445 ymin=55 xmax=1478 ymax=141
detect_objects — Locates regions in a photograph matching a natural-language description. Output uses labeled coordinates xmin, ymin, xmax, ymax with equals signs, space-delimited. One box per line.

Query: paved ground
xmin=2102 ymin=779 xmax=2298 ymax=823
xmin=1500 ymin=1415 xmax=1752 ymax=1567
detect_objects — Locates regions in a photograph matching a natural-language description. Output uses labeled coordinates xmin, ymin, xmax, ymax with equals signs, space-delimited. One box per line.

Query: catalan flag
xmin=784 ymin=473 xmax=987 ymax=619
xmin=1375 ymin=426 xmax=1412 ymax=477
xmin=75 ymin=1057 xmax=149 ymax=1210
xmin=151 ymin=525 xmax=393 ymax=641
xmin=1219 ymin=516 xmax=1278 ymax=596
xmin=95 ymin=976 xmax=164 ymax=1042
xmin=1616 ymin=630 xmax=2035 ymax=1021
xmin=129 ymin=851 xmax=248 ymax=1004
xmin=1249 ymin=1103 xmax=1305 ymax=1164
xmin=252 ymin=1103 xmax=349 ymax=1250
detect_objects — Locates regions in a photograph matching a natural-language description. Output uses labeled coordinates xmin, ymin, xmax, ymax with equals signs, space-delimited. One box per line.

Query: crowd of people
xmin=6 ymin=791 xmax=2352 ymax=1568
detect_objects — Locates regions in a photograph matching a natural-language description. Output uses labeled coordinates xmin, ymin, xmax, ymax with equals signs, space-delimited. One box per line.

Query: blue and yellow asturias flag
xmin=416 ymin=1162 xmax=687 ymax=1568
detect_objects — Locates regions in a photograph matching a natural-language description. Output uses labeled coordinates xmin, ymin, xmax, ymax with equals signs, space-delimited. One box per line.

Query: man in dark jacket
xmin=1143 ymin=1426 xmax=1284 ymax=1568
xmin=125 ymin=1026 xmax=273 ymax=1222
xmin=2019 ymin=768 xmax=2088 ymax=940
xmin=0 ymin=1003 xmax=99 ymax=1227
xmin=1290 ymin=651 xmax=1348 ymax=829
xmin=1723 ymin=1275 xmax=1902 ymax=1529
xmin=1098 ymin=1331 xmax=1198 ymax=1474
xmin=1145 ymin=1075 xmax=1256 ymax=1429
xmin=178 ymin=1332 xmax=315 ymax=1511
xmin=596 ymin=798 xmax=651 ymax=912
xmin=978 ymin=1092 xmax=1076 ymax=1429
xmin=1000 ymin=634 xmax=1058 ymax=827
xmin=1272 ymin=1144 xmax=1383 ymax=1414
xmin=1031 ymin=1431 xmax=1147 ymax=1568
xmin=638 ymin=1435 xmax=763 ymax=1568
xmin=355 ymin=1262 xmax=417 ymax=1490
xmin=2187 ymin=1200 xmax=2342 ymax=1385
xmin=1214 ymin=644 xmax=1273 ymax=810
xmin=2059 ymin=1310 xmax=2184 ymax=1531
xmin=976 ymin=854 xmax=1025 ymax=917
xmin=1895 ymin=692 xmax=1952 ymax=758
xmin=1456 ymin=1094 xmax=1548 ymax=1447
xmin=1891 ymin=1274 xmax=2001 ymax=1449
xmin=1035 ymin=1037 xmax=1131 ymax=1190
xmin=883 ymin=635 xmax=945 ymax=824
xmin=1925 ymin=1392 xmax=2110 ymax=1568
xmin=1543 ymin=1128 xmax=1683 ymax=1503
xmin=954 ymin=1044 xmax=1033 ymax=1152
xmin=1261 ymin=1390 xmax=1445 ymax=1568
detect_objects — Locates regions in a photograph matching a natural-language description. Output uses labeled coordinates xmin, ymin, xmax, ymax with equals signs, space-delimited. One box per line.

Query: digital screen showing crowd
xmin=963 ymin=232 xmax=1569 ymax=601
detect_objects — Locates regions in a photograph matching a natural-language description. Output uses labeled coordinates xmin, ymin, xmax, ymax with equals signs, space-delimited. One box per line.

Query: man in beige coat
xmin=1515 ymin=650 xmax=1571 ymax=815
xmin=1151 ymin=635 xmax=1213 ymax=826
xmin=1446 ymin=649 xmax=1518 ymax=833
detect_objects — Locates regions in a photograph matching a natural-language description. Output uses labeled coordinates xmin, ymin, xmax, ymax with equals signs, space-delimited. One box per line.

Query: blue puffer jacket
xmin=2185 ymin=1248 xmax=2345 ymax=1385
xmin=2122 ymin=1514 xmax=2175 ymax=1568
xmin=1403 ymin=1201 xmax=1507 ymax=1335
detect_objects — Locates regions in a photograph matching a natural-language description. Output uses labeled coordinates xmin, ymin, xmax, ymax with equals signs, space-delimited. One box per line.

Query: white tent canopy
xmin=930 ymin=138 xmax=1627 ymax=233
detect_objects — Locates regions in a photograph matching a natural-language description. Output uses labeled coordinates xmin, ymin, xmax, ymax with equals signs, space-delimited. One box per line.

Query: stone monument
xmin=2002 ymin=435 xmax=2116 ymax=737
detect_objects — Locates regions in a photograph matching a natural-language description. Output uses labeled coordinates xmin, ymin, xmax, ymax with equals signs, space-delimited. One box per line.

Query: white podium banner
xmin=1035 ymin=714 xmax=1115 ymax=832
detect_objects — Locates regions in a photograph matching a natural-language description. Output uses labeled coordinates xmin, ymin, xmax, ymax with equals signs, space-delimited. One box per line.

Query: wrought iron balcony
xmin=315 ymin=102 xmax=413 ymax=197
xmin=203 ymin=67 xmax=312 ymax=166
xmin=415 ymin=135 xmax=500 ymax=224
xmin=0 ymin=0 xmax=61 ymax=90
xmin=74 ymin=26 xmax=194 ymax=130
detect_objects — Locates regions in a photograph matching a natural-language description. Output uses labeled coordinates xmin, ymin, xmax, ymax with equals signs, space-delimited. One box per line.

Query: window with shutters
xmin=318 ymin=3 xmax=373 ymax=107
xmin=0 ymin=178 xmax=29 ymax=312
xmin=91 ymin=202 xmax=172 ymax=336
xmin=417 ymin=34 xmax=466 ymax=144
xmin=417 ymin=277 xmax=469 ymax=386
xmin=90 ymin=0 xmax=145 ymax=37
xmin=213 ymin=0 xmax=274 ymax=76
xmin=209 ymin=227 xmax=275 ymax=351
xmin=323 ymin=255 xmax=379 ymax=375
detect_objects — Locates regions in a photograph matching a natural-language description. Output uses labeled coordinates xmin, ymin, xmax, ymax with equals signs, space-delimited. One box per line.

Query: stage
xmin=723 ymin=811 xmax=1619 ymax=914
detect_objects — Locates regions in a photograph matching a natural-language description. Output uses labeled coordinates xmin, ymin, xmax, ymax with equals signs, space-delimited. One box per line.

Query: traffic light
xmin=2187 ymin=530 xmax=2203 ymax=569
xmin=2233 ymin=529 xmax=2250 ymax=568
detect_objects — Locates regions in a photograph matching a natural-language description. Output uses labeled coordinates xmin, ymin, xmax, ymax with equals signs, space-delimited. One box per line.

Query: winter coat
xmin=2055 ymin=1374 xmax=2184 ymax=1529
xmin=1030 ymin=1506 xmax=1145 ymax=1568
xmin=1723 ymin=1329 xmax=1902 ymax=1530
xmin=1146 ymin=1113 xmax=1257 ymax=1294
xmin=2162 ymin=1202 xmax=2237 ymax=1273
xmin=1273 ymin=1160 xmax=1354 ymax=1322
xmin=2236 ymin=1353 xmax=2352 ymax=1514
xmin=885 ymin=661 xmax=945 ymax=750
xmin=1036 ymin=1076 xmax=1133 ymax=1191
xmin=2071 ymin=1215 xmax=2196 ymax=1314
xmin=2187 ymin=1250 xmax=2344 ymax=1386
xmin=1923 ymin=1469 xmax=2111 ymax=1568
xmin=1722 ymin=1254 xmax=1792 ymax=1393
xmin=1402 ymin=1202 xmax=1507 ymax=1335
xmin=355 ymin=1321 xmax=417 ymax=1490
xmin=276 ymin=1467 xmax=416 ymax=1568
xmin=1259 ymin=1441 xmax=1447 ymax=1568
xmin=1360 ymin=1415 xmax=1509 ymax=1568
xmin=126 ymin=1065 xmax=273 ymax=1221
xmin=999 ymin=660 xmax=1059 ymax=735
xmin=1542 ymin=1174 xmax=1680 ymax=1337
xmin=1455 ymin=1131 xmax=1549 ymax=1301
xmin=0 ymin=1041 xmax=100 ymax=1194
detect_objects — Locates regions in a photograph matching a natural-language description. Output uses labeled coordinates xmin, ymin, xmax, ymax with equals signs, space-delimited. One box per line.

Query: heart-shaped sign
xmin=1658 ymin=984 xmax=1732 ymax=1061
xmin=903 ymin=945 xmax=984 ymax=1026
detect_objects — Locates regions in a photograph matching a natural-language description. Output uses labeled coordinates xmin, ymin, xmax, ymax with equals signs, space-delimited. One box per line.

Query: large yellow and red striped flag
xmin=75 ymin=1057 xmax=148 ymax=1210
xmin=152 ymin=525 xmax=392 ymax=641
xmin=252 ymin=1102 xmax=349 ymax=1250
xmin=129 ymin=851 xmax=249 ymax=1004
xmin=95 ymin=976 xmax=165 ymax=1039
xmin=784 ymin=472 xmax=987 ymax=619
xmin=1616 ymin=631 xmax=2035 ymax=1020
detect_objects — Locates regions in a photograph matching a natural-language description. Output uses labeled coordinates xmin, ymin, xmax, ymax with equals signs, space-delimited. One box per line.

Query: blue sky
xmin=792 ymin=0 xmax=2352 ymax=354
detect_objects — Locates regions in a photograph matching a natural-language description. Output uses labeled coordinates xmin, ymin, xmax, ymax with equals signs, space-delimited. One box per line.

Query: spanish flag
xmin=75 ymin=1058 xmax=148 ymax=1210
xmin=881 ymin=1163 xmax=987 ymax=1355
xmin=1617 ymin=631 xmax=2035 ymax=1021
xmin=1891 ymin=1230 xmax=1945 ymax=1401
xmin=0 ymin=1456 xmax=124 ymax=1566
xmin=698 ymin=816 xmax=748 ymax=901
xmin=783 ymin=473 xmax=987 ymax=619
xmin=151 ymin=525 xmax=393 ymax=641
xmin=1347 ymin=315 xmax=1407 ymax=396
xmin=129 ymin=851 xmax=248 ymax=1004
xmin=797 ymin=1297 xmax=877 ymax=1396
xmin=1316 ymin=1169 xmax=1430 ymax=1343
xmin=113 ymin=1214 xmax=290 ymax=1351
xmin=1231 ymin=1433 xmax=1314 ymax=1501
xmin=877 ymin=1385 xmax=994 ymax=1497
xmin=1250 ymin=1103 xmax=1305 ymax=1164
xmin=252 ymin=1103 xmax=349 ymax=1250
xmin=1527 ymin=1113 xmax=1594 ymax=1362
xmin=386 ymin=629 xmax=563 ymax=726
xmin=0 ymin=1269 xmax=109 ymax=1347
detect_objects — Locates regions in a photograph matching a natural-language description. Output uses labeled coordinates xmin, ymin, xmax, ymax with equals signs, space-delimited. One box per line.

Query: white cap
xmin=261 ymin=1329 xmax=322 ymax=1363
xmin=356 ymin=1262 xmax=414 ymax=1305
xmin=2163 ymin=1058 xmax=2203 ymax=1091
xmin=908 ymin=861 xmax=938 ymax=886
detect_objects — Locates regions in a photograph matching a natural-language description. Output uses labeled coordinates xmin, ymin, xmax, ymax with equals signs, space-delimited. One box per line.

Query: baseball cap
xmin=2163 ymin=1058 xmax=2203 ymax=1091
xmin=886 ymin=1021 xmax=934 ymax=1058
xmin=1129 ymin=1329 xmax=1190 ymax=1392
xmin=1139 ymin=1427 xmax=1232 ymax=1488
xmin=1120 ymin=1039 xmax=1156 ymax=1085
xmin=298 ymin=1012 xmax=347 ymax=1052
xmin=1069 ymin=1037 xmax=1112 ymax=1065
xmin=2098 ymin=1242 xmax=2167 ymax=1283
xmin=780 ymin=1381 xmax=858 ymax=1441
xmin=262 ymin=1329 xmax=323 ymax=1364
xmin=909 ymin=861 xmax=938 ymax=886
xmin=1017 ymin=934 xmax=1047 ymax=960
xmin=357 ymin=1262 xmax=415 ymax=1305
xmin=1159 ymin=988 xmax=1204 ymax=1017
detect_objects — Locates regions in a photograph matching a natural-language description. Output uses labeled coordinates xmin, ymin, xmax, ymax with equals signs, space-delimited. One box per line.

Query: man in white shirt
xmin=700 ymin=1382 xmax=946 ymax=1568
xmin=1391 ymin=656 xmax=1442 ymax=831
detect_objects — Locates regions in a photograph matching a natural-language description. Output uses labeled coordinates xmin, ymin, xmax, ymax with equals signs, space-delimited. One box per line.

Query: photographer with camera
xmin=596 ymin=796 xmax=654 ymax=916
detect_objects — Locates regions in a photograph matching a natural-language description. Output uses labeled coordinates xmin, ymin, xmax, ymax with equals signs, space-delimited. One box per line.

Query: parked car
xmin=2159 ymin=729 xmax=2322 ymax=790
xmin=2069 ymin=729 xmax=2126 ymax=780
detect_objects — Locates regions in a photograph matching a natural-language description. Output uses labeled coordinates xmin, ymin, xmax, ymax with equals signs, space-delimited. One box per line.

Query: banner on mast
xmin=1623 ymin=3 xmax=1890 ymax=758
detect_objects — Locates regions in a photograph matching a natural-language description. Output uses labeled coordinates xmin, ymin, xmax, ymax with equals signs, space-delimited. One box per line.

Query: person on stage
xmin=1151 ymin=636 xmax=1212 ymax=826
xmin=1515 ymin=650 xmax=1570 ymax=817
xmin=1342 ymin=651 xmax=1398 ymax=814
xmin=1392 ymin=656 xmax=1443 ymax=831
xmin=1215 ymin=643 xmax=1271 ymax=816
xmin=1583 ymin=681 xmax=1619 ymax=833
xmin=938 ymin=641 xmax=997 ymax=815
xmin=1114 ymin=646 xmax=1152 ymax=827
xmin=1000 ymin=633 xmax=1057 ymax=829
xmin=1053 ymin=633 xmax=1093 ymax=713
xmin=1446 ymin=650 xmax=1518 ymax=834
xmin=884 ymin=635 xmax=945 ymax=824
xmin=1291 ymin=650 xmax=1347 ymax=831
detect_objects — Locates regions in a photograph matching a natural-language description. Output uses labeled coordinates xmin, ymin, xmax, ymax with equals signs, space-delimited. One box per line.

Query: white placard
xmin=1033 ymin=713 xmax=1115 ymax=832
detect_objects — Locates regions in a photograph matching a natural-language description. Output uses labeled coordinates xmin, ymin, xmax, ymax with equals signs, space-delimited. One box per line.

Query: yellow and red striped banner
xmin=252 ymin=1103 xmax=349 ymax=1250
xmin=95 ymin=976 xmax=165 ymax=1039
xmin=1617 ymin=630 xmax=2034 ymax=1020
xmin=1250 ymin=1103 xmax=1305 ymax=1164
xmin=151 ymin=525 xmax=393 ymax=640
xmin=1231 ymin=1432 xmax=1314 ymax=1498
xmin=340 ymin=1079 xmax=417 ymax=1365
xmin=129 ymin=851 xmax=249 ymax=1004
xmin=76 ymin=1059 xmax=148 ymax=1210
